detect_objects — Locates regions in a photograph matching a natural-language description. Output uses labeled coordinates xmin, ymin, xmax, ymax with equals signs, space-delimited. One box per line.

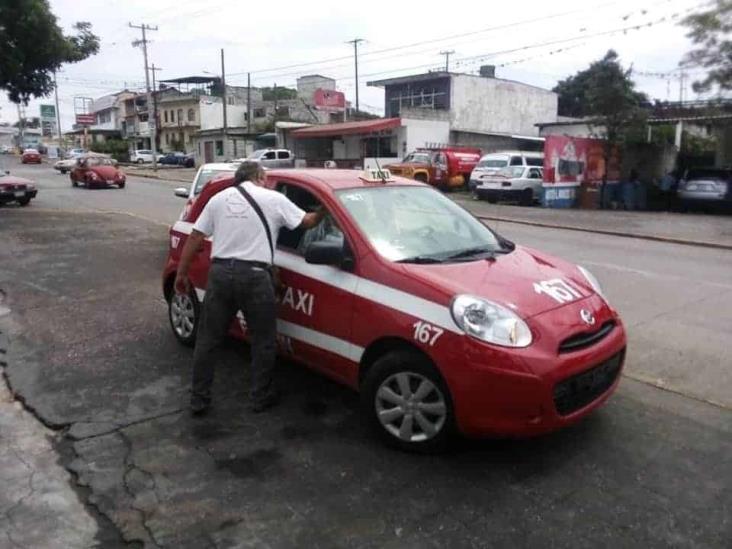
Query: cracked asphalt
xmin=0 ymin=159 xmax=730 ymax=547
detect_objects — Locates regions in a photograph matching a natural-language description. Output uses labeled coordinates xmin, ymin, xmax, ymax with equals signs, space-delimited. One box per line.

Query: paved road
xmin=1 ymin=158 xmax=730 ymax=547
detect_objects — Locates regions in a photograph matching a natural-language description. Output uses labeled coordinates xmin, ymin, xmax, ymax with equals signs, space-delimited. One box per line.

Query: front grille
xmin=559 ymin=321 xmax=616 ymax=353
xmin=553 ymin=350 xmax=624 ymax=416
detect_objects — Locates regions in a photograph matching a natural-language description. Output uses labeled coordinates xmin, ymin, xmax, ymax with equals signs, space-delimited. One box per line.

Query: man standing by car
xmin=174 ymin=161 xmax=325 ymax=415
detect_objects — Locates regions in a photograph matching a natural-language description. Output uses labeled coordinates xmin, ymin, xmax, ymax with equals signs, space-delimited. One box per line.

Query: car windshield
xmin=193 ymin=167 xmax=236 ymax=194
xmin=25 ymin=149 xmax=39 ymax=154
xmin=403 ymin=153 xmax=431 ymax=164
xmin=86 ymin=157 xmax=114 ymax=166
xmin=477 ymin=159 xmax=508 ymax=169
xmin=337 ymin=186 xmax=502 ymax=262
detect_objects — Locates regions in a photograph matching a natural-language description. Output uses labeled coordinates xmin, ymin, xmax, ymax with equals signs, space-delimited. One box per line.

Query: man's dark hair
xmin=234 ymin=160 xmax=261 ymax=183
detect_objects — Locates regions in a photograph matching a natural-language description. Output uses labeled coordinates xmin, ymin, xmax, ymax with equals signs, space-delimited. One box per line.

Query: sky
xmin=1 ymin=0 xmax=713 ymax=131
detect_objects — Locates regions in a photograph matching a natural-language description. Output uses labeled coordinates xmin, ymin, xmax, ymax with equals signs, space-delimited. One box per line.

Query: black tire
xmin=17 ymin=197 xmax=31 ymax=206
xmin=137 ymin=158 xmax=145 ymax=164
xmin=413 ymin=173 xmax=429 ymax=184
xmin=118 ymin=182 xmax=125 ymax=189
xmin=520 ymin=188 xmax=534 ymax=207
xmin=60 ymin=168 xmax=67 ymax=174
xmin=361 ymin=350 xmax=455 ymax=453
xmin=486 ymin=196 xmax=498 ymax=204
xmin=168 ymin=287 xmax=199 ymax=347
xmin=70 ymin=174 xmax=78 ymax=187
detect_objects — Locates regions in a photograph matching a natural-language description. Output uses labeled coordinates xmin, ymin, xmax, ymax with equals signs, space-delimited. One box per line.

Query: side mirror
xmin=174 ymin=187 xmax=189 ymax=199
xmin=305 ymin=240 xmax=345 ymax=266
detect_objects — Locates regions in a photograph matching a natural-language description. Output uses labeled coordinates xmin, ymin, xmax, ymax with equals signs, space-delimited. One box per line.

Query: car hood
xmin=397 ymin=245 xmax=594 ymax=319
xmin=90 ymin=166 xmax=122 ymax=178
xmin=0 ymin=175 xmax=34 ymax=188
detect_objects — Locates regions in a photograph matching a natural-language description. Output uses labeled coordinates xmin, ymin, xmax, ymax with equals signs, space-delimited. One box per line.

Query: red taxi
xmin=162 ymin=169 xmax=626 ymax=452
xmin=21 ymin=148 xmax=42 ymax=164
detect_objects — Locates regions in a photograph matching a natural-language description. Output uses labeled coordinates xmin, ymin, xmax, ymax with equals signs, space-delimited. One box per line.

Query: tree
xmin=681 ymin=0 xmax=732 ymax=93
xmin=0 ymin=0 xmax=100 ymax=104
xmin=553 ymin=51 xmax=649 ymax=205
xmin=261 ymin=87 xmax=298 ymax=101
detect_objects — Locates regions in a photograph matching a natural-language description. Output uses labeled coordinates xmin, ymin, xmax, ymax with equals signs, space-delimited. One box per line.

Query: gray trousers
xmin=192 ymin=260 xmax=277 ymax=404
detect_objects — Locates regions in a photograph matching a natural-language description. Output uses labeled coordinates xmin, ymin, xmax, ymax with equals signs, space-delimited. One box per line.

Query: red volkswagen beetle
xmin=162 ymin=169 xmax=626 ymax=452
xmin=21 ymin=148 xmax=42 ymax=164
xmin=70 ymin=155 xmax=126 ymax=189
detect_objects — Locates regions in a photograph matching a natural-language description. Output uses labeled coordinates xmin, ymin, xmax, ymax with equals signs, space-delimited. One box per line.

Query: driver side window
xmin=275 ymin=182 xmax=343 ymax=254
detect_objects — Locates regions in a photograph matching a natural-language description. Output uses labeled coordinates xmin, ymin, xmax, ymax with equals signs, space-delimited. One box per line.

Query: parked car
xmin=243 ymin=148 xmax=295 ymax=169
xmin=0 ymin=168 xmax=37 ymax=206
xmin=385 ymin=147 xmax=481 ymax=191
xmin=62 ymin=148 xmax=87 ymax=159
xmin=130 ymin=149 xmax=161 ymax=164
xmin=469 ymin=151 xmax=544 ymax=192
xmin=1 ymin=145 xmax=13 ymax=154
xmin=163 ymin=168 xmax=626 ymax=452
xmin=474 ymin=166 xmax=544 ymax=206
xmin=183 ymin=153 xmax=195 ymax=168
xmin=21 ymin=148 xmax=42 ymax=164
xmin=172 ymin=162 xmax=241 ymax=218
xmin=70 ymin=155 xmax=126 ymax=189
xmin=159 ymin=152 xmax=187 ymax=166
xmin=677 ymin=168 xmax=732 ymax=208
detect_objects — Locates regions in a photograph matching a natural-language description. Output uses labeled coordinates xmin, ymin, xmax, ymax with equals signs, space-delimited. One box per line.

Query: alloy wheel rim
xmin=170 ymin=294 xmax=195 ymax=338
xmin=375 ymin=372 xmax=447 ymax=442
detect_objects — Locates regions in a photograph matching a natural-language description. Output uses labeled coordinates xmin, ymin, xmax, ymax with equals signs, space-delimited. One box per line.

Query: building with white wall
xmin=368 ymin=68 xmax=557 ymax=152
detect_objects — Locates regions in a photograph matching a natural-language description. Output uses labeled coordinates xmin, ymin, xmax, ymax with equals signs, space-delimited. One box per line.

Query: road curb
xmin=125 ymin=171 xmax=190 ymax=184
xmin=475 ymin=215 xmax=732 ymax=251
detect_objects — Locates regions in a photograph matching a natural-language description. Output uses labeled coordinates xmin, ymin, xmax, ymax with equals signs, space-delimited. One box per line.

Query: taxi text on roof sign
xmin=359 ymin=169 xmax=394 ymax=183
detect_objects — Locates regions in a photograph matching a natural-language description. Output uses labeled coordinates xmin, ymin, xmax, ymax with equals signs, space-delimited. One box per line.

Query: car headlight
xmin=578 ymin=265 xmax=604 ymax=298
xmin=451 ymin=295 xmax=532 ymax=348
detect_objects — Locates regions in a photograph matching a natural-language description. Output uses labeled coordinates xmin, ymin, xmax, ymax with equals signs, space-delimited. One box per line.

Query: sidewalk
xmin=124 ymin=165 xmax=195 ymax=183
xmin=454 ymin=193 xmax=732 ymax=250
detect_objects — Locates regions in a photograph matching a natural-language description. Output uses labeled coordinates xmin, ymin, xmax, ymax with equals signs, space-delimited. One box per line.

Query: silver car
xmin=677 ymin=168 xmax=731 ymax=207
xmin=245 ymin=148 xmax=295 ymax=169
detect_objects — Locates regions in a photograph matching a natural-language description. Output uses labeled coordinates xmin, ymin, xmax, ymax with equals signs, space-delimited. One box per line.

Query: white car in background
xmin=130 ymin=149 xmax=162 ymax=164
xmin=66 ymin=148 xmax=87 ymax=159
xmin=55 ymin=151 xmax=116 ymax=174
xmin=474 ymin=166 xmax=544 ymax=206
xmin=469 ymin=151 xmax=543 ymax=192
xmin=173 ymin=162 xmax=242 ymax=218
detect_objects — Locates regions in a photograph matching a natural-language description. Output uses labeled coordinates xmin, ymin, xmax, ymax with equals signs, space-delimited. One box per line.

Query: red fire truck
xmin=385 ymin=147 xmax=481 ymax=191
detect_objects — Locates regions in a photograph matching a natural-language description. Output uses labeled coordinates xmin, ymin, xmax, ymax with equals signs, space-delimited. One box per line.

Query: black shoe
xmin=248 ymin=391 xmax=280 ymax=414
xmin=190 ymin=395 xmax=211 ymax=416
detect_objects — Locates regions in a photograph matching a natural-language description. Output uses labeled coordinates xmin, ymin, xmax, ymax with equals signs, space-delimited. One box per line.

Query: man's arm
xmin=174 ymin=230 xmax=206 ymax=294
xmin=300 ymin=207 xmax=326 ymax=230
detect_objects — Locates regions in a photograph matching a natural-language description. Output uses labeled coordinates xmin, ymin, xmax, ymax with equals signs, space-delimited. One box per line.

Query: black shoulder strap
xmin=235 ymin=185 xmax=274 ymax=263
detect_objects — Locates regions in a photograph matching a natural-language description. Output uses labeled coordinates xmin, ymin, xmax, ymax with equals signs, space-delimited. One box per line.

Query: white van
xmin=469 ymin=151 xmax=543 ymax=192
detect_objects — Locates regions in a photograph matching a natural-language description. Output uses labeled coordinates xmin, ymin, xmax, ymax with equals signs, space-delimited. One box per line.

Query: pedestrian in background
xmin=174 ymin=161 xmax=325 ymax=415
xmin=659 ymin=169 xmax=678 ymax=211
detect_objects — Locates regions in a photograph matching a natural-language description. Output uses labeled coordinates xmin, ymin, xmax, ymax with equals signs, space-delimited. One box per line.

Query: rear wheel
xmin=168 ymin=288 xmax=199 ymax=347
xmin=361 ymin=350 xmax=455 ymax=453
xmin=137 ymin=158 xmax=144 ymax=164
xmin=413 ymin=173 xmax=428 ymax=184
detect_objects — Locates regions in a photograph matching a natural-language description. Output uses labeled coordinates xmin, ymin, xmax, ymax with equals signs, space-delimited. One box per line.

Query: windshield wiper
xmin=396 ymin=255 xmax=445 ymax=264
xmin=444 ymin=247 xmax=496 ymax=261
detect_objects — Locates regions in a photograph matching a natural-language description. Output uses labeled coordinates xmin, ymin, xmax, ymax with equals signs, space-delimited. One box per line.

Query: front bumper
xmin=475 ymin=187 xmax=524 ymax=201
xmin=677 ymin=190 xmax=728 ymax=202
xmin=0 ymin=189 xmax=37 ymax=203
xmin=446 ymin=297 xmax=627 ymax=437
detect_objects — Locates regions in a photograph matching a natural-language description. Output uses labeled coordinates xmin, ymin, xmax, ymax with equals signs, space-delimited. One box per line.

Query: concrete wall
xmin=398 ymin=117 xmax=451 ymax=155
xmin=333 ymin=136 xmax=361 ymax=159
xmin=539 ymin=123 xmax=605 ymax=138
xmin=297 ymin=75 xmax=336 ymax=99
xmin=199 ymin=102 xmax=248 ymax=130
xmin=451 ymin=75 xmax=557 ymax=136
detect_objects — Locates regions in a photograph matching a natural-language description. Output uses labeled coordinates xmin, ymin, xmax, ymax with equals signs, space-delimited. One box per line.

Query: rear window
xmin=526 ymin=157 xmax=544 ymax=166
xmin=477 ymin=159 xmax=508 ymax=168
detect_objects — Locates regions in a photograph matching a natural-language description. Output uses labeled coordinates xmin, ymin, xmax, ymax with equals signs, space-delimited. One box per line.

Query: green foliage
xmin=89 ymin=139 xmax=129 ymax=162
xmin=0 ymin=0 xmax=100 ymax=104
xmin=169 ymin=138 xmax=185 ymax=152
xmin=260 ymin=87 xmax=298 ymax=101
xmin=682 ymin=0 xmax=732 ymax=93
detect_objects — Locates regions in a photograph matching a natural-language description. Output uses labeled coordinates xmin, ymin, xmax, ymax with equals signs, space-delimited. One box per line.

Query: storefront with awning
xmin=289 ymin=118 xmax=404 ymax=168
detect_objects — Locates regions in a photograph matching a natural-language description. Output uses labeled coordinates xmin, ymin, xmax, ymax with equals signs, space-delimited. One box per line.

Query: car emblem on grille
xmin=580 ymin=309 xmax=596 ymax=326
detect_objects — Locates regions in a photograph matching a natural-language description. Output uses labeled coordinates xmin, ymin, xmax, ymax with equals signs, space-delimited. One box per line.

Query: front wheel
xmin=168 ymin=288 xmax=199 ymax=347
xmin=137 ymin=158 xmax=145 ymax=164
xmin=118 ymin=182 xmax=126 ymax=189
xmin=361 ymin=350 xmax=455 ymax=453
xmin=70 ymin=174 xmax=78 ymax=187
xmin=17 ymin=197 xmax=31 ymax=206
xmin=60 ymin=168 xmax=67 ymax=174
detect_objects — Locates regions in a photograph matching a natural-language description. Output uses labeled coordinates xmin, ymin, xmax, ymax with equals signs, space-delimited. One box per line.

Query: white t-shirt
xmin=193 ymin=181 xmax=306 ymax=263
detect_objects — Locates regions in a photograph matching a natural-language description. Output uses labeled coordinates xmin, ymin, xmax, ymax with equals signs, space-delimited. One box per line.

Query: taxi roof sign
xmin=359 ymin=168 xmax=394 ymax=183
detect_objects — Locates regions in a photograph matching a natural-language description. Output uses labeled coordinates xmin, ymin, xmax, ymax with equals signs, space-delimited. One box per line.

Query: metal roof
xmin=160 ymin=76 xmax=219 ymax=84
xmin=291 ymin=118 xmax=401 ymax=138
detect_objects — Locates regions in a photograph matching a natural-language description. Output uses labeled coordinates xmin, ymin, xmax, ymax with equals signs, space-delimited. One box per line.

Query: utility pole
xmin=679 ymin=69 xmax=685 ymax=104
xmin=151 ymin=64 xmax=162 ymax=152
xmin=16 ymin=103 xmax=24 ymax=150
xmin=53 ymin=71 xmax=62 ymax=146
xmin=440 ymin=50 xmax=455 ymax=72
xmin=246 ymin=72 xmax=251 ymax=156
xmin=347 ymin=38 xmax=365 ymax=118
xmin=221 ymin=48 xmax=228 ymax=159
xmin=273 ymin=82 xmax=278 ymax=128
xmin=130 ymin=22 xmax=159 ymax=172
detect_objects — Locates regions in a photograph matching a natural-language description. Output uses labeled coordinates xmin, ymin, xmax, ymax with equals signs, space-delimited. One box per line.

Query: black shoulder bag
xmin=235 ymin=186 xmax=284 ymax=295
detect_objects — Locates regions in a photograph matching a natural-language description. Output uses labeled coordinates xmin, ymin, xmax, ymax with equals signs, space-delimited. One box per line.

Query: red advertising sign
xmin=543 ymin=135 xmax=620 ymax=186
xmin=75 ymin=114 xmax=96 ymax=126
xmin=313 ymin=88 xmax=345 ymax=110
